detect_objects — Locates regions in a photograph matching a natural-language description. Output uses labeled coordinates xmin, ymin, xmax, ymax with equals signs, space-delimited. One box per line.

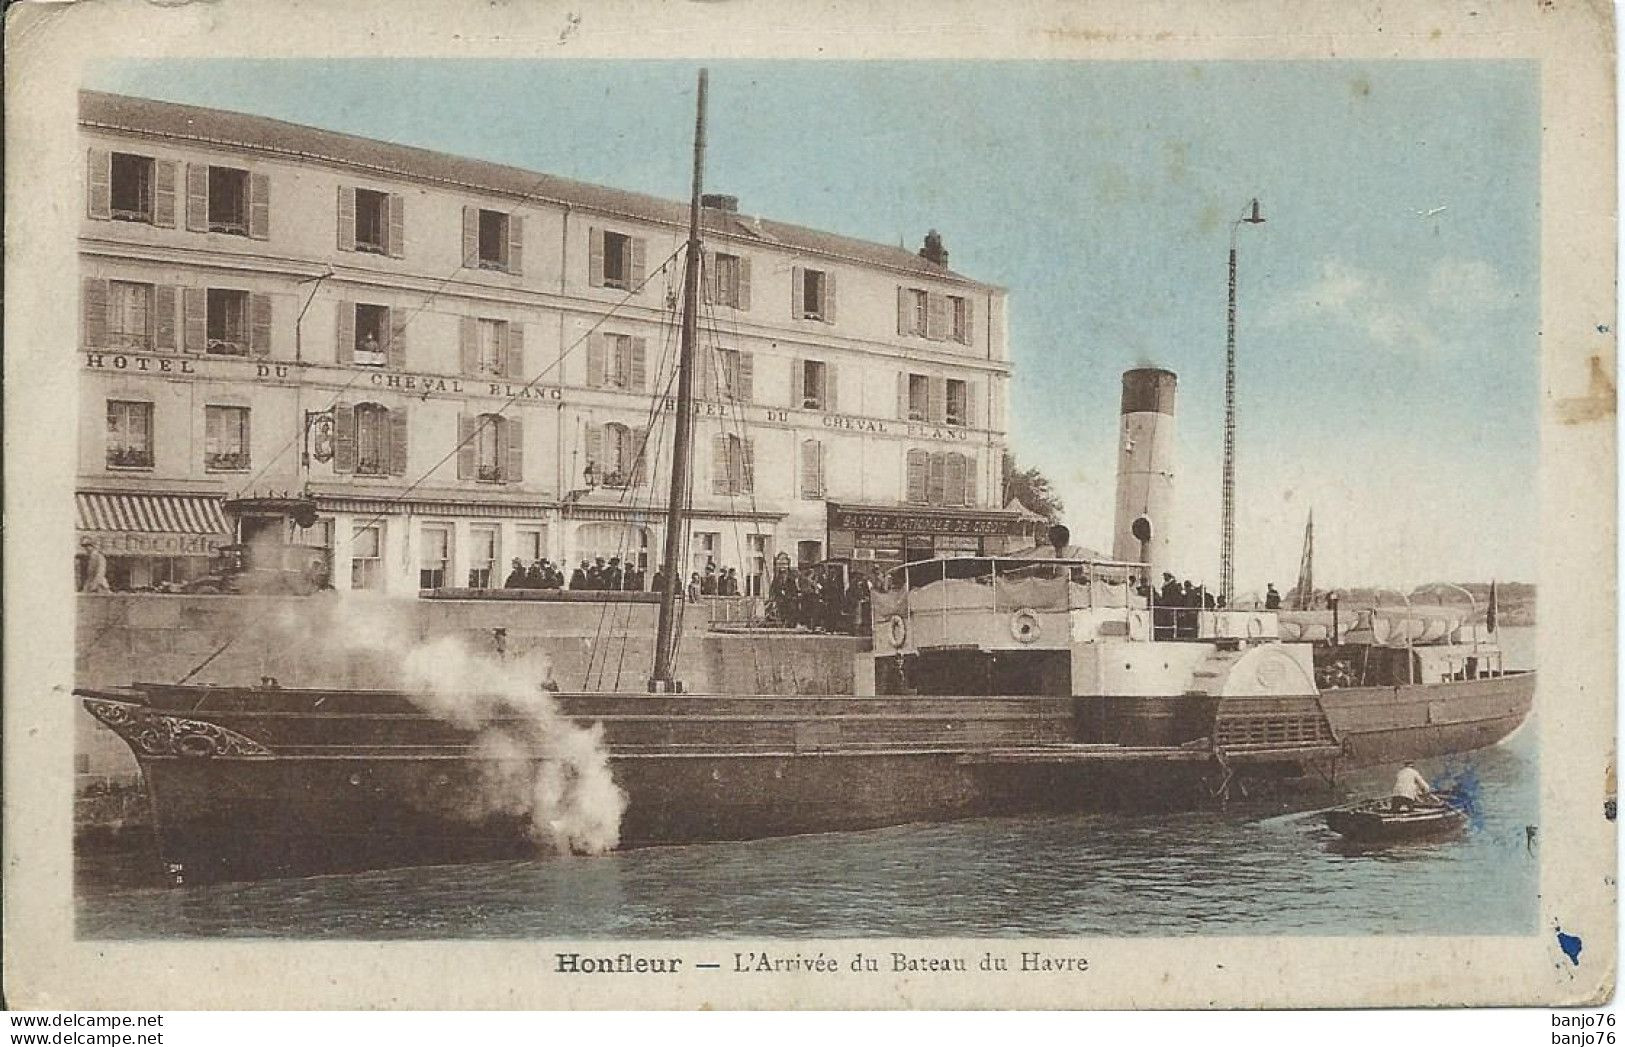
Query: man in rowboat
xmin=1390 ymin=762 xmax=1441 ymax=811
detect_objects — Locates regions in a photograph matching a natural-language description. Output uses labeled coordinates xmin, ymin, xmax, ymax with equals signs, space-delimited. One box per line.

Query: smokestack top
xmin=701 ymin=193 xmax=739 ymax=212
xmin=1120 ymin=367 xmax=1178 ymax=416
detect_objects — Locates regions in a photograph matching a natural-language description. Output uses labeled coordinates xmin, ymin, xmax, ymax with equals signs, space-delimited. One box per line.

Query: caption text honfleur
xmin=554 ymin=950 xmax=1088 ymax=975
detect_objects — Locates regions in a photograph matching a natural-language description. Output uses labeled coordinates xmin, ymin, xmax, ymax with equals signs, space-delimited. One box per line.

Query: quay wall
xmin=76 ymin=593 xmax=863 ymax=791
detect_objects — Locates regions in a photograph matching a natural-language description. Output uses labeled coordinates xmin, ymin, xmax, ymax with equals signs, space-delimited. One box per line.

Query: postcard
xmin=3 ymin=0 xmax=1615 ymax=1011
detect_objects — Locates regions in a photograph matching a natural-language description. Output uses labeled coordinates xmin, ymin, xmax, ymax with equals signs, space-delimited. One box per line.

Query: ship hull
xmin=82 ymin=671 xmax=1534 ymax=885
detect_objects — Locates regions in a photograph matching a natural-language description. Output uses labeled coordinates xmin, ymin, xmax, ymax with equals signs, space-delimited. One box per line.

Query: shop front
xmin=75 ymin=491 xmax=232 ymax=591
xmin=825 ymin=502 xmax=1030 ymax=573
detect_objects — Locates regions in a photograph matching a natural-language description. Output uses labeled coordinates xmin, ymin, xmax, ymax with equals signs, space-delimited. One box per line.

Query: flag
xmin=1486 ymin=580 xmax=1499 ymax=634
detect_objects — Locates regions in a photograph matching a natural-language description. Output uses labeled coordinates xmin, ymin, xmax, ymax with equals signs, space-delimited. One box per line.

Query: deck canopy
xmin=878 ymin=555 xmax=1151 ymax=615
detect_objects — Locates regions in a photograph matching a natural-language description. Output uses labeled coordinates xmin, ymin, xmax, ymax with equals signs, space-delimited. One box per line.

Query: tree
xmin=1002 ymin=454 xmax=1064 ymax=520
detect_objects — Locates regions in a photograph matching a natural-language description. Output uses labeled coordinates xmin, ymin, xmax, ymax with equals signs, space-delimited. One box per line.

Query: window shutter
xmin=586 ymin=332 xmax=606 ymax=388
xmin=823 ymin=271 xmax=838 ymax=324
xmin=588 ymin=227 xmax=604 ymax=287
xmin=248 ymin=172 xmax=270 ymax=240
xmin=504 ymin=414 xmax=523 ymax=483
xmin=154 ymin=285 xmax=178 ymax=350
xmin=926 ymin=292 xmax=947 ymax=340
xmin=929 ymin=376 xmax=947 ymax=424
xmin=81 ymin=277 xmax=108 ymax=348
xmin=507 ymin=213 xmax=523 ymax=275
xmin=897 ymin=372 xmax=909 ymax=420
xmin=737 ymin=352 xmax=754 ymax=403
xmin=249 ymin=293 xmax=272 ymax=357
xmin=153 ymin=161 xmax=177 ymax=228
xmin=336 ymin=186 xmax=355 ymax=251
xmin=824 ymin=363 xmax=838 ymax=413
xmin=87 ymin=149 xmax=111 ymax=220
xmin=905 ymin=449 xmax=928 ymax=503
xmin=791 ymin=266 xmax=804 ymax=318
xmin=457 ymin=316 xmax=478 ymax=376
xmin=964 ymin=454 xmax=979 ymax=507
xmin=789 ymin=357 xmax=804 ymax=408
xmin=386 ymin=308 xmax=407 ymax=371
xmin=457 ymin=414 xmax=477 ymax=480
xmin=801 ymin=440 xmax=824 ymax=499
xmin=182 ymin=287 xmax=206 ymax=354
xmin=967 ymin=380 xmax=980 ymax=427
xmin=461 ymin=205 xmax=478 ymax=266
xmin=897 ymin=287 xmax=911 ymax=335
xmin=928 ymin=452 xmax=947 ymax=505
xmin=961 ymin=297 xmax=976 ymax=345
xmin=389 ymin=407 xmax=409 ymax=476
xmin=698 ymin=346 xmax=716 ymax=401
xmin=630 ymin=237 xmax=646 ymax=288
xmin=506 ymin=322 xmax=525 ymax=380
xmin=737 ymin=256 xmax=752 ymax=311
xmin=712 ymin=433 xmax=729 ymax=494
xmin=185 ymin=164 xmax=208 ymax=232
xmin=387 ymin=193 xmax=405 ymax=258
xmin=629 ymin=337 xmax=647 ymax=390
xmin=333 ymin=402 xmax=356 ymax=473
xmin=742 ymin=438 xmax=755 ymax=493
xmin=585 ymin=423 xmax=604 ymax=477
xmin=702 ymin=250 xmax=716 ymax=305
xmin=631 ymin=426 xmax=649 ymax=486
xmin=336 ymin=302 xmax=355 ymax=365
xmin=945 ymin=453 xmax=966 ymax=508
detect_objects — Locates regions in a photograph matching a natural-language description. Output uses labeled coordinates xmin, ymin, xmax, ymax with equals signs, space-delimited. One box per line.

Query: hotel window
xmin=206 ymin=166 xmax=249 ymax=235
xmin=355 ymin=403 xmax=390 ymax=476
xmin=206 ymin=289 xmax=249 ymax=356
xmin=602 ymin=231 xmax=632 ymax=289
xmin=716 ymin=348 xmax=750 ymax=402
xmin=110 ymin=154 xmax=154 ymax=222
xmin=713 ymin=433 xmax=754 ymax=496
xmin=589 ymin=227 xmax=644 ymax=291
xmin=353 ymin=304 xmax=390 ymax=367
xmin=419 ymin=525 xmax=451 ymax=590
xmin=945 ymin=379 xmax=969 ymax=427
xmin=354 ymin=189 xmax=388 ymax=253
xmin=800 ymin=360 xmax=831 ymax=411
xmin=106 ymin=400 xmax=153 ymax=469
xmin=601 ymin=423 xmax=632 ymax=488
xmin=474 ymin=414 xmax=505 ymax=482
xmin=691 ymin=531 xmax=720 ymax=578
xmin=204 ymin=405 xmax=250 ymax=471
xmin=106 ymin=281 xmax=153 ymax=350
xmin=949 ymin=295 xmax=971 ymax=344
xmin=709 ymin=252 xmax=750 ymax=309
xmin=794 ymin=267 xmax=832 ymax=321
xmin=477 ymin=319 xmax=506 ymax=376
xmin=899 ymin=288 xmax=929 ymax=336
xmin=516 ymin=528 xmax=545 ymax=565
xmin=589 ymin=333 xmax=646 ymax=391
xmin=906 ymin=373 xmax=930 ymax=421
xmin=468 ymin=526 xmax=499 ymax=588
xmin=478 ymin=209 xmax=509 ymax=269
xmin=459 ymin=413 xmax=522 ymax=484
xmin=906 ymin=450 xmax=976 ymax=507
xmin=351 ymin=523 xmax=383 ymax=590
xmin=746 ymin=533 xmax=770 ymax=596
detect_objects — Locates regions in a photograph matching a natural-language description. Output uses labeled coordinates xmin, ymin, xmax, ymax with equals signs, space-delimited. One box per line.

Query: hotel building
xmin=78 ymin=91 xmax=1025 ymax=596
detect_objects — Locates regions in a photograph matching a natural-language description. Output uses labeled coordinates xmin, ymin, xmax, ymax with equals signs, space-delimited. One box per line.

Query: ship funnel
xmin=1112 ymin=367 xmax=1177 ymax=578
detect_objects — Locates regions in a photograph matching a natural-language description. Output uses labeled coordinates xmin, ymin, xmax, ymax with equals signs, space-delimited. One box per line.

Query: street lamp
xmin=1220 ymin=198 xmax=1266 ymax=607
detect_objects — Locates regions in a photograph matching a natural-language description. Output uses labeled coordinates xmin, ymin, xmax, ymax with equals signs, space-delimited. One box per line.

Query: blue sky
xmin=87 ymin=59 xmax=1540 ymax=588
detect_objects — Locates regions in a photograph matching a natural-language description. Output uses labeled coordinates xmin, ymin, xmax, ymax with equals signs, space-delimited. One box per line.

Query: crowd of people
xmin=765 ymin=564 xmax=872 ymax=634
xmin=502 ymin=556 xmax=653 ymax=592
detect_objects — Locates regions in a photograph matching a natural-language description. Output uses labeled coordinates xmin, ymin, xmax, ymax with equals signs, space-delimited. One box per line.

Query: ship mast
xmin=650 ymin=68 xmax=708 ymax=693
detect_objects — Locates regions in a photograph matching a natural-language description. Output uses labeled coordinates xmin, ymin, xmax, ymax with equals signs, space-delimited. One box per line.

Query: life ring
xmin=1010 ymin=608 xmax=1042 ymax=644
xmin=1127 ymin=610 xmax=1148 ymax=635
xmin=887 ymin=614 xmax=908 ymax=648
xmin=1246 ymin=615 xmax=1265 ymax=638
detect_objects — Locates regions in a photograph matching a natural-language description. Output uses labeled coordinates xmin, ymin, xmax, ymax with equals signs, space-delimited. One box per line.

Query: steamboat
xmin=79 ymin=71 xmax=1534 ymax=885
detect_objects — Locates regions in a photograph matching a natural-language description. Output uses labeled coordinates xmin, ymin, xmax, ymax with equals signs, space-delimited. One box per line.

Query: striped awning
xmin=77 ymin=492 xmax=229 ymax=535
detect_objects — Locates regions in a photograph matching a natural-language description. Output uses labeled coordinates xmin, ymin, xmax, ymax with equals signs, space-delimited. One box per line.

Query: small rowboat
xmin=1324 ymin=798 xmax=1467 ymax=842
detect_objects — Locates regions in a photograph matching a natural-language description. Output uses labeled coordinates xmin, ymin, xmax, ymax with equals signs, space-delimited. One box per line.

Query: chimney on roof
xmin=701 ymin=193 xmax=739 ymax=213
xmin=920 ymin=229 xmax=949 ymax=268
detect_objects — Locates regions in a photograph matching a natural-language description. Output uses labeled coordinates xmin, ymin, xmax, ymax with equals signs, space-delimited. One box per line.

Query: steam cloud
xmin=274 ymin=594 xmax=627 ymax=856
